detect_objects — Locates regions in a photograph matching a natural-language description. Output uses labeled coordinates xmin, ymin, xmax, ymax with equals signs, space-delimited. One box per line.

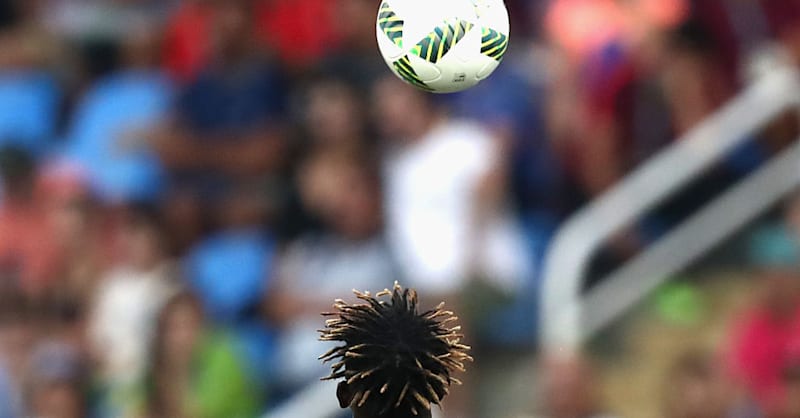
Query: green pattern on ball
xmin=481 ymin=27 xmax=508 ymax=61
xmin=392 ymin=56 xmax=434 ymax=91
xmin=412 ymin=19 xmax=474 ymax=64
xmin=378 ymin=1 xmax=404 ymax=48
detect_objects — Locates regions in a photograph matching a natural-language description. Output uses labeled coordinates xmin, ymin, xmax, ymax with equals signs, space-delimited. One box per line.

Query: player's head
xmin=319 ymin=282 xmax=471 ymax=418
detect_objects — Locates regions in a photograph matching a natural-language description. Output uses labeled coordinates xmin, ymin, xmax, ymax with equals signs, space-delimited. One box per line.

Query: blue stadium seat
xmin=0 ymin=71 xmax=60 ymax=157
xmin=64 ymin=71 xmax=173 ymax=203
xmin=183 ymin=228 xmax=275 ymax=323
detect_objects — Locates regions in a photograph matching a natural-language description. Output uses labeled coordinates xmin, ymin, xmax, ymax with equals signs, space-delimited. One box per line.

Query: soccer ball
xmin=376 ymin=0 xmax=510 ymax=93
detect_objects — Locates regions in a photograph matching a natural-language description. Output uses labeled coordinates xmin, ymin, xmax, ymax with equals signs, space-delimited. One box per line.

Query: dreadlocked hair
xmin=319 ymin=282 xmax=472 ymax=416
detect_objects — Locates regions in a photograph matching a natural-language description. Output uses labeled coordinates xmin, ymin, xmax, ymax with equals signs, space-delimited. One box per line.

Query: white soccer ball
xmin=376 ymin=0 xmax=510 ymax=93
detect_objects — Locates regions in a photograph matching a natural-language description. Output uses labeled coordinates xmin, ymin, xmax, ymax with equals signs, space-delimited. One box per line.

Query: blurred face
xmin=0 ymin=318 xmax=33 ymax=377
xmin=211 ymin=0 xmax=253 ymax=60
xmin=218 ymin=189 xmax=268 ymax=229
xmin=759 ymin=270 xmax=800 ymax=318
xmin=371 ymin=76 xmax=430 ymax=141
xmin=122 ymin=23 xmax=162 ymax=69
xmin=121 ymin=223 xmax=162 ymax=271
xmin=30 ymin=383 xmax=83 ymax=418
xmin=307 ymin=82 xmax=364 ymax=145
xmin=326 ymin=167 xmax=381 ymax=240
xmin=783 ymin=378 xmax=800 ymax=418
xmin=50 ymin=199 xmax=92 ymax=248
xmin=300 ymin=157 xmax=381 ymax=239
xmin=664 ymin=375 xmax=730 ymax=418
xmin=162 ymin=301 xmax=202 ymax=364
xmin=542 ymin=358 xmax=598 ymax=418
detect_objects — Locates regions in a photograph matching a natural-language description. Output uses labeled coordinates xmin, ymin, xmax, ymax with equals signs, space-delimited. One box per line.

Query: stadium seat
xmin=0 ymin=71 xmax=60 ymax=157
xmin=63 ymin=71 xmax=172 ymax=203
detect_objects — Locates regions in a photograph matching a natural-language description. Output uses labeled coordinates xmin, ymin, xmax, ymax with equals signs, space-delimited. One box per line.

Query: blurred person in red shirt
xmin=726 ymin=193 xmax=800 ymax=417
xmin=0 ymin=147 xmax=62 ymax=299
xmin=38 ymin=162 xmax=117 ymax=308
xmin=161 ymin=0 xmax=215 ymax=83
xmin=726 ymin=271 xmax=800 ymax=417
xmin=163 ymin=0 xmax=337 ymax=82
xmin=256 ymin=0 xmax=338 ymax=72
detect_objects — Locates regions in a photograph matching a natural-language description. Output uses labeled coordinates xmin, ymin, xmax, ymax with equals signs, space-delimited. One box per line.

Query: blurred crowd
xmin=0 ymin=0 xmax=798 ymax=417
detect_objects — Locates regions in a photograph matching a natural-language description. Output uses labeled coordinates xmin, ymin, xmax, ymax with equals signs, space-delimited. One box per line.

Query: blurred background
xmin=0 ymin=0 xmax=798 ymax=417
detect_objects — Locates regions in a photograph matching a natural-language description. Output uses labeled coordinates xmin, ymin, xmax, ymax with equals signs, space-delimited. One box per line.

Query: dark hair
xmin=0 ymin=146 xmax=35 ymax=196
xmin=145 ymin=291 xmax=203 ymax=417
xmin=319 ymin=282 xmax=471 ymax=416
xmin=123 ymin=202 xmax=165 ymax=231
xmin=666 ymin=18 xmax=716 ymax=55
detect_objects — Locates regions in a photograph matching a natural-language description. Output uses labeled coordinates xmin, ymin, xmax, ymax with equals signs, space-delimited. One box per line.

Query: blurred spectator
xmin=374 ymin=75 xmax=531 ymax=297
xmin=451 ymin=41 xmax=562 ymax=221
xmin=661 ymin=350 xmax=749 ymax=418
xmin=40 ymin=164 xmax=114 ymax=308
xmin=726 ymin=193 xmax=800 ymax=416
xmin=316 ymin=0 xmax=386 ymax=89
xmin=154 ymin=0 xmax=287 ymax=252
xmin=276 ymin=76 xmax=373 ymax=240
xmin=693 ymin=0 xmax=800 ymax=78
xmin=145 ymin=291 xmax=264 ymax=418
xmin=449 ymin=45 xmax=560 ymax=346
xmin=161 ymin=0 xmax=217 ymax=83
xmin=267 ymin=148 xmax=396 ymax=388
xmin=0 ymin=294 xmax=32 ymax=418
xmin=182 ymin=199 xmax=277 ymax=391
xmin=780 ymin=364 xmax=800 ymax=418
xmin=88 ymin=204 xmax=178 ymax=417
xmin=533 ymin=354 xmax=618 ymax=418
xmin=660 ymin=20 xmax=734 ymax=137
xmin=25 ymin=341 xmax=87 ymax=418
xmin=255 ymin=0 xmax=338 ymax=72
xmin=163 ymin=0 xmax=337 ymax=82
xmin=0 ymin=147 xmax=63 ymax=299
xmin=62 ymin=18 xmax=173 ymax=204
xmin=300 ymin=77 xmax=371 ymax=153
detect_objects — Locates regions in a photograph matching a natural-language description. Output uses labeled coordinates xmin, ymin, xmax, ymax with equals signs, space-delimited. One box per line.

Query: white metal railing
xmin=540 ymin=65 xmax=800 ymax=351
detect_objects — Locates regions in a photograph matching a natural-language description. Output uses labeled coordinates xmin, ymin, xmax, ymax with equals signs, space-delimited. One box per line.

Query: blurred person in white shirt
xmin=373 ymin=74 xmax=531 ymax=298
xmin=87 ymin=203 xmax=177 ymax=414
